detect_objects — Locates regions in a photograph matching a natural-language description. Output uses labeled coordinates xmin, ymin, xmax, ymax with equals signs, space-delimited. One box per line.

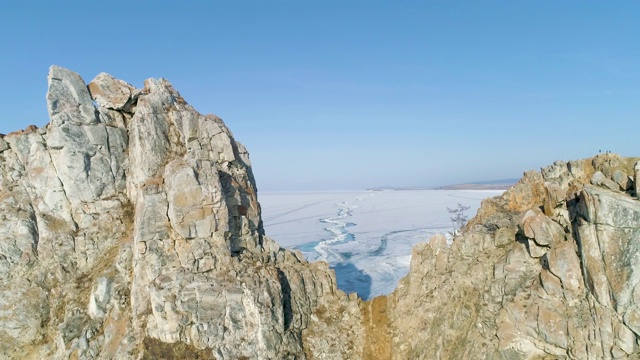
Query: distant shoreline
xmin=433 ymin=183 xmax=514 ymax=191
xmin=261 ymin=181 xmax=516 ymax=193
xmin=367 ymin=179 xmax=517 ymax=192
xmin=365 ymin=187 xmax=511 ymax=191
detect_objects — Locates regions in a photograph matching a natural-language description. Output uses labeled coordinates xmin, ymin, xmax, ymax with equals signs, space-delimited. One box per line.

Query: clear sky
xmin=1 ymin=1 xmax=638 ymax=191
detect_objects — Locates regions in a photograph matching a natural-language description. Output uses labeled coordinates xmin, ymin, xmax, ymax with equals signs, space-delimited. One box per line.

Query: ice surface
xmin=260 ymin=189 xmax=504 ymax=300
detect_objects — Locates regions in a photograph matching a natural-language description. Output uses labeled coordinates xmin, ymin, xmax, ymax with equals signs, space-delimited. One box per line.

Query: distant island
xmin=435 ymin=178 xmax=518 ymax=190
xmin=367 ymin=178 xmax=518 ymax=191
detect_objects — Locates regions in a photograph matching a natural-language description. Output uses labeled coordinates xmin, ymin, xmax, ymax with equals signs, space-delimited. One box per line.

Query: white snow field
xmin=259 ymin=189 xmax=504 ymax=300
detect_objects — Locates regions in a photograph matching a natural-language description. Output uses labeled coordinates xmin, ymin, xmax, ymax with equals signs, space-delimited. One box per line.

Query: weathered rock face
xmin=387 ymin=154 xmax=640 ymax=359
xmin=3 ymin=66 xmax=640 ymax=360
xmin=0 ymin=66 xmax=362 ymax=359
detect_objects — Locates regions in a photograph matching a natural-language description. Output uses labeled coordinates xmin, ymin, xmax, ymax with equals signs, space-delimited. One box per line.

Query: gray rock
xmin=546 ymin=240 xmax=583 ymax=301
xmin=0 ymin=66 xmax=363 ymax=359
xmin=47 ymin=65 xmax=98 ymax=126
xmin=88 ymin=277 xmax=112 ymax=319
xmin=577 ymin=185 xmax=640 ymax=311
xmin=592 ymin=170 xmax=621 ymax=191
xmin=613 ymin=169 xmax=632 ymax=191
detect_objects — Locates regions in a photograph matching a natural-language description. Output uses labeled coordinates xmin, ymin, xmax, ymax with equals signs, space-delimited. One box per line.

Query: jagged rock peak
xmin=47 ymin=65 xmax=99 ymax=126
xmin=0 ymin=66 xmax=362 ymax=359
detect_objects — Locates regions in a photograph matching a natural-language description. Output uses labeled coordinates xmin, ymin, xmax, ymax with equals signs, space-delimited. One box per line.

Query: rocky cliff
xmin=1 ymin=67 xmax=640 ymax=360
xmin=386 ymin=154 xmax=640 ymax=359
xmin=0 ymin=66 xmax=362 ymax=359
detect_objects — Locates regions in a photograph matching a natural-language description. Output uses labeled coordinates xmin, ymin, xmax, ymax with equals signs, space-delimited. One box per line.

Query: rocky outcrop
xmin=3 ymin=66 xmax=640 ymax=359
xmin=386 ymin=154 xmax=640 ymax=359
xmin=0 ymin=66 xmax=362 ymax=359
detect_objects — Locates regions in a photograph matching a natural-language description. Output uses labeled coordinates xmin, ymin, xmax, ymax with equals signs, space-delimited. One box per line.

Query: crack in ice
xmin=313 ymin=200 xmax=359 ymax=263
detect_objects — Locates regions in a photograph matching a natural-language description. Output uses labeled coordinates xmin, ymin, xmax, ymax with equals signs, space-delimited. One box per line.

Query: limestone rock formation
xmin=0 ymin=66 xmax=362 ymax=359
xmin=3 ymin=66 xmax=640 ymax=360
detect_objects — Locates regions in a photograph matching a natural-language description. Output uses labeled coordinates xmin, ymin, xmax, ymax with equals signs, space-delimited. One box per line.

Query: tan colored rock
xmin=88 ymin=72 xmax=137 ymax=110
xmin=543 ymin=182 xmax=567 ymax=216
xmin=537 ymin=305 xmax=568 ymax=350
xmin=567 ymin=158 xmax=595 ymax=182
xmin=494 ymin=226 xmax=515 ymax=248
xmin=430 ymin=234 xmax=449 ymax=273
xmin=385 ymin=155 xmax=640 ymax=359
xmin=521 ymin=208 xmax=565 ymax=248
xmin=526 ymin=238 xmax=548 ymax=258
xmin=505 ymin=170 xmax=546 ymax=212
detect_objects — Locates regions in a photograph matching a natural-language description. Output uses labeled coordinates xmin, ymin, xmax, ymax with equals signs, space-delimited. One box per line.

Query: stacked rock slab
xmin=0 ymin=66 xmax=362 ymax=359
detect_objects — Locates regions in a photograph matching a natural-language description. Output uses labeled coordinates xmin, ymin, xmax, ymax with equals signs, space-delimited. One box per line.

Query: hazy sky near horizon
xmin=1 ymin=1 xmax=638 ymax=191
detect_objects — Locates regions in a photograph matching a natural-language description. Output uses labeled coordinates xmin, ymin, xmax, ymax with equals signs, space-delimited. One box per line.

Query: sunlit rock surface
xmin=388 ymin=154 xmax=640 ymax=359
xmin=0 ymin=66 xmax=362 ymax=359
xmin=1 ymin=66 xmax=640 ymax=359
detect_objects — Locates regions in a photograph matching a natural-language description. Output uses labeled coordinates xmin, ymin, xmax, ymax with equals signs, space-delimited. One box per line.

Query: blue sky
xmin=1 ymin=1 xmax=638 ymax=190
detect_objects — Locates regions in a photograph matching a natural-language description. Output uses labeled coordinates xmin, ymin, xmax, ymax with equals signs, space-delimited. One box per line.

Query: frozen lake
xmin=259 ymin=189 xmax=503 ymax=300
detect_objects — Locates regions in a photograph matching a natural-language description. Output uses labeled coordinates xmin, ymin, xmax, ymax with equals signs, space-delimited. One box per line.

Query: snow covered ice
xmin=260 ymin=189 xmax=504 ymax=300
